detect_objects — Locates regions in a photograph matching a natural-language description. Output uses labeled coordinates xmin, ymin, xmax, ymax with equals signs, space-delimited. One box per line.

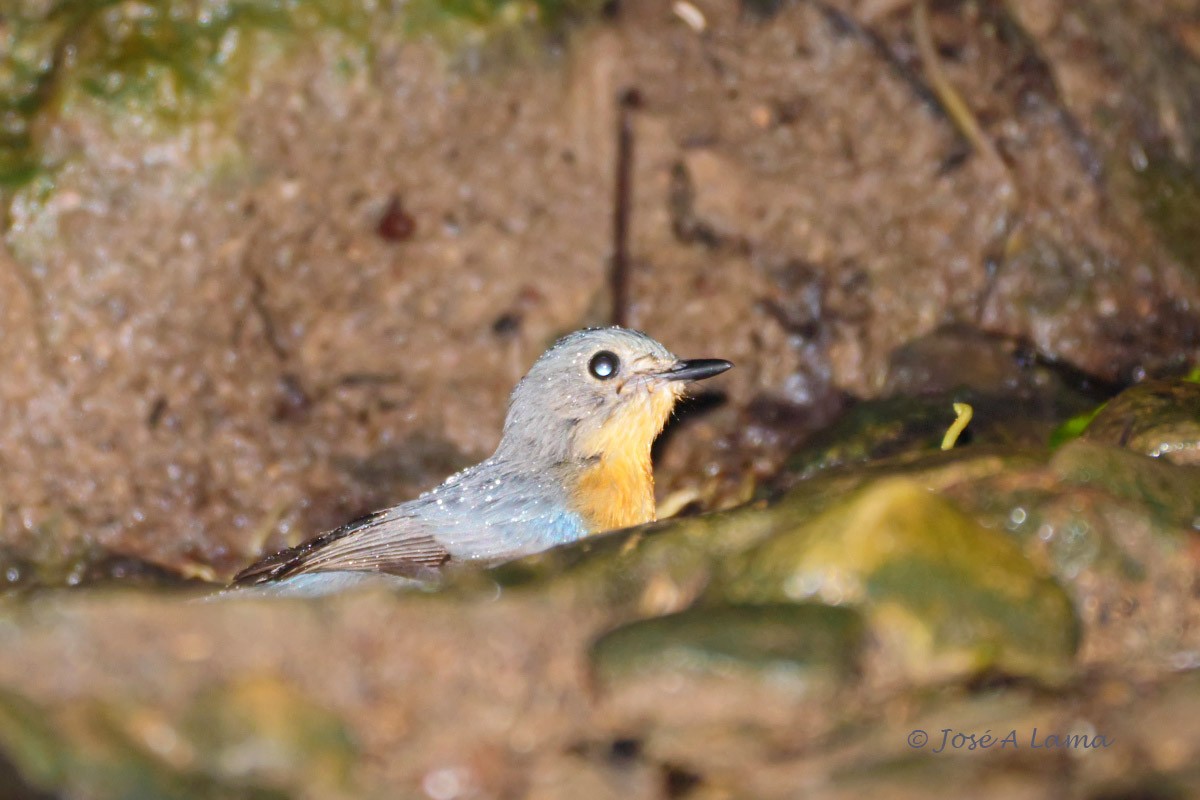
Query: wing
xmin=231 ymin=508 xmax=451 ymax=587
xmin=231 ymin=459 xmax=592 ymax=587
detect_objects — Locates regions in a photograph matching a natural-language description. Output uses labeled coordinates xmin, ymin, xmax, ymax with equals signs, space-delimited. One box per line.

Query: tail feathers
xmin=231 ymin=510 xmax=451 ymax=587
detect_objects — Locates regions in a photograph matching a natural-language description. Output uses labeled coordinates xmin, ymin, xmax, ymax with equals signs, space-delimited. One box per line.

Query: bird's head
xmin=495 ymin=327 xmax=732 ymax=466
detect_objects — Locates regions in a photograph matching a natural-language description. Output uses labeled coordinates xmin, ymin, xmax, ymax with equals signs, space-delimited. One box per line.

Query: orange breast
xmin=569 ymin=387 xmax=676 ymax=533
xmin=573 ymin=453 xmax=656 ymax=532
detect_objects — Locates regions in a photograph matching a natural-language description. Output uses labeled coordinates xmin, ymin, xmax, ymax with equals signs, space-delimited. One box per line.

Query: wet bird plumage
xmin=231 ymin=327 xmax=731 ymax=591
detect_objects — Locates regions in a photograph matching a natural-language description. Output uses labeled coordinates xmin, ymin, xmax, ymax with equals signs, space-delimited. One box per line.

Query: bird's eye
xmin=588 ymin=351 xmax=620 ymax=380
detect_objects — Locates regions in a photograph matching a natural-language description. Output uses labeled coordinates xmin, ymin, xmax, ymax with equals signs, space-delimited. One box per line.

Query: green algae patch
xmin=720 ymin=479 xmax=1079 ymax=684
xmin=591 ymin=603 xmax=865 ymax=685
xmin=1 ymin=0 xmax=359 ymax=186
xmin=1081 ymin=380 xmax=1200 ymax=465
xmin=0 ymin=678 xmax=354 ymax=800
xmin=942 ymin=439 xmax=1200 ymax=667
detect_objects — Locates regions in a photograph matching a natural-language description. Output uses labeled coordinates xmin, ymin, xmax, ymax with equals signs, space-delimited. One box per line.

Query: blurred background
xmin=0 ymin=1 xmax=1199 ymax=798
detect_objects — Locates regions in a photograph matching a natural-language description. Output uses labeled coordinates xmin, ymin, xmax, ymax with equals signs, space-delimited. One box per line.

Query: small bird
xmin=232 ymin=327 xmax=731 ymax=592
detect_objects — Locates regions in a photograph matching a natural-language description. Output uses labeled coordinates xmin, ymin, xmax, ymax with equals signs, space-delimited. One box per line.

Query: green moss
xmin=0 ymin=0 xmax=602 ymax=190
xmin=2 ymin=0 xmax=353 ymax=187
xmin=1080 ymin=381 xmax=1200 ymax=463
xmin=1048 ymin=402 xmax=1106 ymax=449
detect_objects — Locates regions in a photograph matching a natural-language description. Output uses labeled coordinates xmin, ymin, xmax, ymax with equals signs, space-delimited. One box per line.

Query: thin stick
xmin=611 ymin=89 xmax=639 ymax=327
xmin=911 ymin=0 xmax=1007 ymax=176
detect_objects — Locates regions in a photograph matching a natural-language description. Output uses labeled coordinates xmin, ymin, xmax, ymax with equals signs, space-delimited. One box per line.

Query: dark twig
xmin=246 ymin=264 xmax=287 ymax=362
xmin=912 ymin=0 xmax=1010 ymax=176
xmin=906 ymin=1 xmax=1022 ymax=325
xmin=611 ymin=88 xmax=640 ymax=328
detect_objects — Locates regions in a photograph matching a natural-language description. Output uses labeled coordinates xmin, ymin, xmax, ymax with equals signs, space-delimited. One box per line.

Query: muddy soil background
xmin=1 ymin=0 xmax=1200 ymax=798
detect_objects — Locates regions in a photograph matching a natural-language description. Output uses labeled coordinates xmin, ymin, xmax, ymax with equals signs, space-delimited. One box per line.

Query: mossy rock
xmin=718 ymin=478 xmax=1080 ymax=684
xmin=1 ymin=0 xmax=604 ymax=189
xmin=484 ymin=446 xmax=1046 ymax=616
xmin=1053 ymin=439 xmax=1200 ymax=529
xmin=590 ymin=603 xmax=865 ymax=685
xmin=1081 ymin=380 xmax=1200 ymax=465
xmin=785 ymin=388 xmax=1090 ymax=483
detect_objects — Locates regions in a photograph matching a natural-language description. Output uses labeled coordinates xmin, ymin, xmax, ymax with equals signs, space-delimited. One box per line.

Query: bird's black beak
xmin=657 ymin=358 xmax=733 ymax=382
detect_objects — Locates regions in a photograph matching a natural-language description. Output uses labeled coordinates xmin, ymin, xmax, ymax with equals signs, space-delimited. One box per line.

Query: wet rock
xmin=590 ymin=603 xmax=864 ymax=684
xmin=811 ymin=682 xmax=1121 ymax=800
xmin=980 ymin=205 xmax=1200 ymax=383
xmin=882 ymin=325 xmax=1028 ymax=397
xmin=733 ymin=391 xmax=851 ymax=465
xmin=1082 ymin=380 xmax=1200 ymax=465
xmin=782 ymin=394 xmax=959 ymax=480
xmin=0 ymin=542 xmax=207 ymax=594
xmin=0 ymin=590 xmax=609 ymax=798
xmin=1132 ymin=155 xmax=1200 ymax=281
xmin=586 ymin=606 xmax=867 ymax=795
xmin=784 ymin=326 xmax=1100 ymax=482
xmin=782 ymin=389 xmax=1075 ymax=481
xmin=1134 ymin=157 xmax=1200 ymax=278
xmin=1087 ymin=5 xmax=1200 ymax=283
xmin=1053 ymin=440 xmax=1200 ymax=528
xmin=886 ymin=325 xmax=1117 ymax=402
xmin=718 ymin=479 xmax=1080 ymax=684
xmin=941 ymin=440 xmax=1200 ymax=668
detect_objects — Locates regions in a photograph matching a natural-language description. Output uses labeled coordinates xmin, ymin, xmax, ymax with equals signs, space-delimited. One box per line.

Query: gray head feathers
xmin=494 ymin=327 xmax=678 ymax=465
